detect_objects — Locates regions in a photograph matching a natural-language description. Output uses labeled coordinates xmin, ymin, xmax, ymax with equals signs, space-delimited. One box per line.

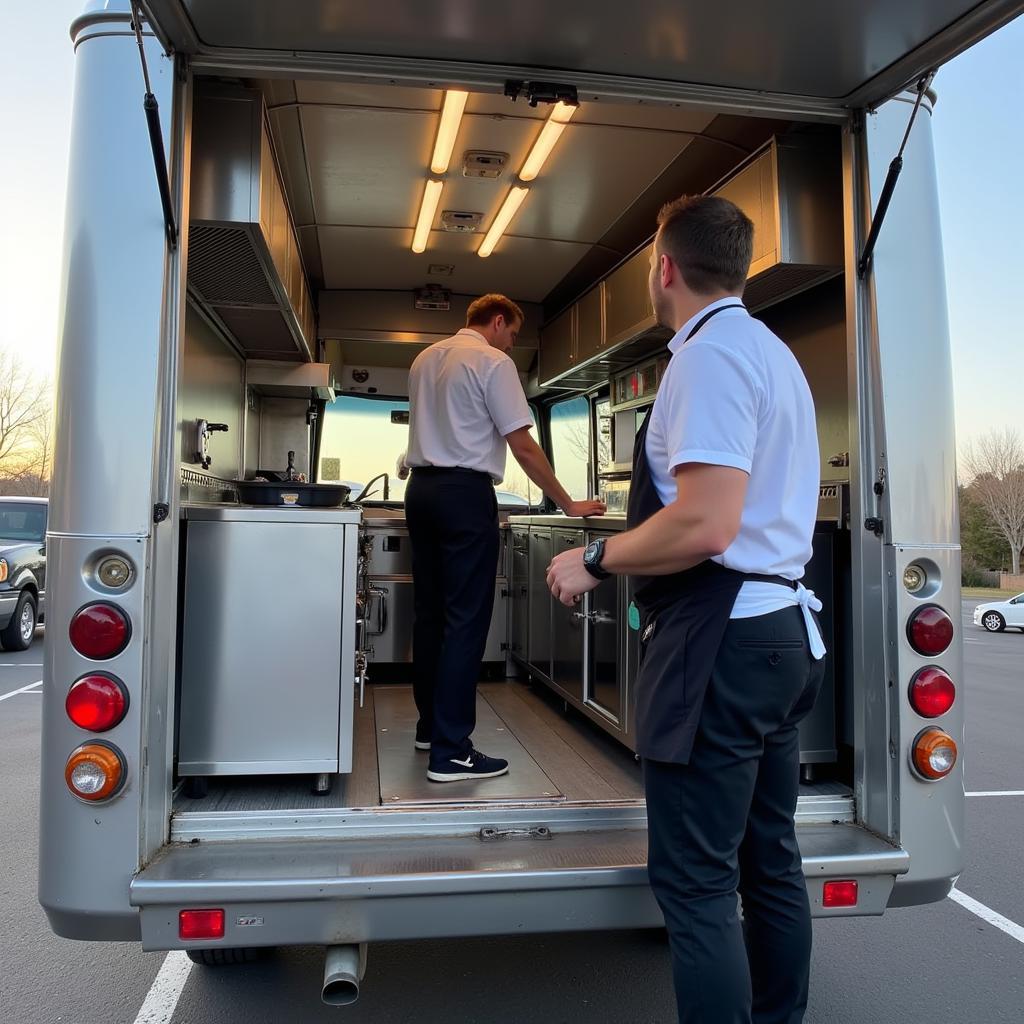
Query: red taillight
xmin=69 ymin=603 xmax=131 ymax=659
xmin=179 ymin=909 xmax=225 ymax=941
xmin=909 ymin=667 xmax=956 ymax=718
xmin=822 ymin=880 xmax=859 ymax=908
xmin=906 ymin=605 xmax=953 ymax=656
xmin=66 ymin=674 xmax=129 ymax=731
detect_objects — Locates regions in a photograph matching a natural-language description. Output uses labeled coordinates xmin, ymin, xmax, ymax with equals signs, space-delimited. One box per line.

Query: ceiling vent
xmin=462 ymin=151 xmax=509 ymax=178
xmin=414 ymin=285 xmax=451 ymax=311
xmin=428 ymin=264 xmax=455 ymax=277
xmin=441 ymin=210 xmax=484 ymax=233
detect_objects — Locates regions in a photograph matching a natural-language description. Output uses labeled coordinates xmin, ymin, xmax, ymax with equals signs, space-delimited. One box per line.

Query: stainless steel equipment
xmin=527 ymin=528 xmax=553 ymax=680
xmin=509 ymin=529 xmax=530 ymax=662
xmin=359 ymin=521 xmax=508 ymax=664
xmin=178 ymin=505 xmax=360 ymax=779
xmin=550 ymin=529 xmax=585 ymax=703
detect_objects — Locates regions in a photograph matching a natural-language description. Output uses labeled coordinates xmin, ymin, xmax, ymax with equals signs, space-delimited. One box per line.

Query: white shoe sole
xmin=414 ymin=740 xmax=431 ymax=751
xmin=426 ymin=765 xmax=509 ymax=783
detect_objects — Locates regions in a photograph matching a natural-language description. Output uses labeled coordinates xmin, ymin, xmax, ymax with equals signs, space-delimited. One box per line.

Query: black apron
xmin=627 ymin=304 xmax=751 ymax=764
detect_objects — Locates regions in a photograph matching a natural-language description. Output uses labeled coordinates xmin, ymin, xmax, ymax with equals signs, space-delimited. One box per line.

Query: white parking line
xmin=132 ymin=951 xmax=194 ymax=1024
xmin=949 ymin=888 xmax=1024 ymax=946
xmin=967 ymin=790 xmax=1024 ymax=797
xmin=0 ymin=680 xmax=43 ymax=702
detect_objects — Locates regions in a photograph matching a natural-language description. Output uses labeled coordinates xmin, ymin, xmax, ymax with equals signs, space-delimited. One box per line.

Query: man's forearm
xmin=511 ymin=441 xmax=573 ymax=510
xmin=602 ymin=504 xmax=724 ymax=576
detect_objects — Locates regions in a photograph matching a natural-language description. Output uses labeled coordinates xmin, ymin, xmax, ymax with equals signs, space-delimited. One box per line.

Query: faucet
xmin=355 ymin=472 xmax=390 ymax=503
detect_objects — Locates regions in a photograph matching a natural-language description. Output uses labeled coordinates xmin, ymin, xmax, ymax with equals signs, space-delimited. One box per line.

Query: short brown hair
xmin=466 ymin=293 xmax=524 ymax=329
xmin=656 ymin=195 xmax=754 ymax=294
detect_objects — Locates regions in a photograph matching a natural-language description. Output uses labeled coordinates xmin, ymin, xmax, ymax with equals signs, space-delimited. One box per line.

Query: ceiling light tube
xmin=431 ymin=90 xmax=469 ymax=174
xmin=478 ymin=186 xmax=529 ymax=258
xmin=518 ymin=101 xmax=577 ymax=182
xmin=412 ymin=179 xmax=444 ymax=254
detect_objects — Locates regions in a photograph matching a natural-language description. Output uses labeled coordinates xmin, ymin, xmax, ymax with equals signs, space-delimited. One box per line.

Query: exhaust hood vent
xmin=441 ymin=210 xmax=484 ymax=233
xmin=188 ymin=85 xmax=316 ymax=362
xmin=462 ymin=151 xmax=508 ymax=178
xmin=414 ymin=285 xmax=451 ymax=310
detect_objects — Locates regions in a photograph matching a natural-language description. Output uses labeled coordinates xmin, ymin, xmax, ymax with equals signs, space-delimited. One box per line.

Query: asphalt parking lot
xmin=1 ymin=600 xmax=1020 ymax=1023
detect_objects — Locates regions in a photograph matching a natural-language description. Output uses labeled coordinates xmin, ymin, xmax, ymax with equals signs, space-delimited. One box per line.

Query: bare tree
xmin=962 ymin=428 xmax=1024 ymax=576
xmin=0 ymin=350 xmax=50 ymax=480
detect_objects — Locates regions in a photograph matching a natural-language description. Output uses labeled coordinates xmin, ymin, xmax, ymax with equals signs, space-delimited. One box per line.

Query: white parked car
xmin=974 ymin=594 xmax=1024 ymax=633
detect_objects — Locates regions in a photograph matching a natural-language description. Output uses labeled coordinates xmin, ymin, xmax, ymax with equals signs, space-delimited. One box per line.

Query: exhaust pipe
xmin=322 ymin=943 xmax=367 ymax=1006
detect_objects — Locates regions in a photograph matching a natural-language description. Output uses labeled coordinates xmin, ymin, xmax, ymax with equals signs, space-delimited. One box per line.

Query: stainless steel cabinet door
xmin=527 ymin=529 xmax=552 ymax=679
xmin=551 ymin=529 xmax=585 ymax=702
xmin=586 ymin=572 xmax=623 ymax=726
xmin=179 ymin=520 xmax=345 ymax=775
xmin=510 ymin=531 xmax=530 ymax=660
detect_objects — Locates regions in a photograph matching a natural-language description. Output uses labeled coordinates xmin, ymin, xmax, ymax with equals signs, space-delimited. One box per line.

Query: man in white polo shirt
xmin=406 ymin=294 xmax=604 ymax=783
xmin=546 ymin=197 xmax=825 ymax=1023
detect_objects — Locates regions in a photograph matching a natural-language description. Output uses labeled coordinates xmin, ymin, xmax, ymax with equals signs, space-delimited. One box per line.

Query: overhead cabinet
xmin=538 ymin=134 xmax=843 ymax=388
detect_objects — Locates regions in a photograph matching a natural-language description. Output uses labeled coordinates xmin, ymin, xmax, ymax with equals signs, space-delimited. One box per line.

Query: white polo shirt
xmin=645 ymin=299 xmax=825 ymax=643
xmin=406 ymin=328 xmax=534 ymax=483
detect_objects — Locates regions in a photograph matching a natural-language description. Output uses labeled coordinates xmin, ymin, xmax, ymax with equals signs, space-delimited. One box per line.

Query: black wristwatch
xmin=583 ymin=538 xmax=612 ymax=581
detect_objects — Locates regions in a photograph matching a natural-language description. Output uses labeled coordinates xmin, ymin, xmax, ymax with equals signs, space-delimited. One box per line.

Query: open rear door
xmin=141 ymin=0 xmax=1022 ymax=114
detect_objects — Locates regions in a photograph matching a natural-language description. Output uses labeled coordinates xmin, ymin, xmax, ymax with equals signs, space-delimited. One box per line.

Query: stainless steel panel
xmin=365 ymin=527 xmax=413 ymax=576
xmin=373 ymin=686 xmax=562 ymax=804
xmin=510 ymin=533 xmax=529 ymax=661
xmin=527 ymin=529 xmax=552 ymax=679
xmin=586 ymin=571 xmax=624 ymax=726
xmin=550 ymin=529 xmax=585 ymax=702
xmin=798 ymin=529 xmax=839 ymax=764
xmin=179 ymin=519 xmax=348 ymax=775
xmin=366 ymin=578 xmax=506 ymax=663
xmin=159 ymin=1 xmax=1017 ymax=110
xmin=179 ymin=304 xmax=245 ymax=478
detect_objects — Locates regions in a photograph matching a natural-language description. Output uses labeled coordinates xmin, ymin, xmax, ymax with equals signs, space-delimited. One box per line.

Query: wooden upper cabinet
xmin=538 ymin=307 xmax=576 ymax=387
xmin=713 ymin=147 xmax=778 ymax=278
xmin=604 ymin=244 xmax=656 ymax=348
xmin=576 ymin=283 xmax=605 ymax=360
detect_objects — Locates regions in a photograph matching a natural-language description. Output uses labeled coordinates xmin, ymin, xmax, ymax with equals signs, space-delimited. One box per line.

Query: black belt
xmin=743 ymin=573 xmax=798 ymax=590
xmin=410 ymin=465 xmax=490 ymax=479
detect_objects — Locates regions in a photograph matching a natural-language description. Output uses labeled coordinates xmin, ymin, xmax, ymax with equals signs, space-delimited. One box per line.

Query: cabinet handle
xmin=572 ymin=610 xmax=589 ymax=622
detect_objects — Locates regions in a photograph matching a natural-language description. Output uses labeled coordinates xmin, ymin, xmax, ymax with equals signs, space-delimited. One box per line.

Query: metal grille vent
xmin=188 ymin=225 xmax=277 ymax=305
xmin=744 ymin=265 xmax=840 ymax=313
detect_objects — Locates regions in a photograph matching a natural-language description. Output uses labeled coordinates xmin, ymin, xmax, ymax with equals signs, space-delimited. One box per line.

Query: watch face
xmin=584 ymin=540 xmax=601 ymax=564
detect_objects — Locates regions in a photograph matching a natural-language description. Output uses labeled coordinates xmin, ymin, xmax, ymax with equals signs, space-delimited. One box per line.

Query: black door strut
xmin=128 ymin=1 xmax=178 ymax=249
xmin=857 ymin=71 xmax=937 ymax=280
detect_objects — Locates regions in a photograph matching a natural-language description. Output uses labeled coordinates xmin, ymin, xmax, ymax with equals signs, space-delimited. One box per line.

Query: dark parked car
xmin=0 ymin=497 xmax=47 ymax=651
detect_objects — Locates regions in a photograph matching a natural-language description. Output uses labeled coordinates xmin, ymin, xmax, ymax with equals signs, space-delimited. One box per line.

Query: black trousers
xmin=405 ymin=468 xmax=499 ymax=766
xmin=644 ymin=605 xmax=825 ymax=1024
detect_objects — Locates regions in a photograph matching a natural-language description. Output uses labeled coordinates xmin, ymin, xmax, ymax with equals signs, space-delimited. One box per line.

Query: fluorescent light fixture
xmin=478 ymin=186 xmax=529 ymax=258
xmin=412 ymin=179 xmax=444 ymax=254
xmin=518 ymin=101 xmax=577 ymax=182
xmin=431 ymin=90 xmax=469 ymax=174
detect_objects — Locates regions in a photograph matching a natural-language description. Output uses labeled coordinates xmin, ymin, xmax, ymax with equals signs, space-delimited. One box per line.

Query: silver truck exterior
xmin=39 ymin=0 xmax=1019 ymax=954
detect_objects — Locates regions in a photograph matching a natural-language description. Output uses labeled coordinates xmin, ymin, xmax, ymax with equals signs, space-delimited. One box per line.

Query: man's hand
xmin=565 ymin=499 xmax=607 ymax=518
xmin=546 ymin=546 xmax=601 ymax=607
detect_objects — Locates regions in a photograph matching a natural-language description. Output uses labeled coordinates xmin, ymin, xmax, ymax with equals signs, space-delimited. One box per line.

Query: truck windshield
xmin=0 ymin=503 xmax=45 ymax=542
xmin=318 ymin=395 xmax=540 ymax=508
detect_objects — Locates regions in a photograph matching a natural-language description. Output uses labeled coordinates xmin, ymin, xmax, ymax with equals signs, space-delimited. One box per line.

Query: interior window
xmin=498 ymin=406 xmax=542 ymax=509
xmin=550 ymin=395 xmax=591 ymax=502
xmin=320 ymin=395 xmax=542 ymax=508
xmin=319 ymin=396 xmax=410 ymax=500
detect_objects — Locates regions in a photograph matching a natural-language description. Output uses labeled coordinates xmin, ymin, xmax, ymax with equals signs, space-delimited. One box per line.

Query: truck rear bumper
xmin=130 ymin=823 xmax=909 ymax=951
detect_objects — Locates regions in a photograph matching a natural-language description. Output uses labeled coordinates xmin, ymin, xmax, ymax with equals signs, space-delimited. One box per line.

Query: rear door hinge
xmin=864 ymin=517 xmax=884 ymax=536
xmin=153 ymin=503 xmax=170 ymax=523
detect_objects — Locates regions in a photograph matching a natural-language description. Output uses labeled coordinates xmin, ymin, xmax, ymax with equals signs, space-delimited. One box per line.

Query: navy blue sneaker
xmin=414 ymin=722 xmax=431 ymax=752
xmin=427 ymin=748 xmax=509 ymax=783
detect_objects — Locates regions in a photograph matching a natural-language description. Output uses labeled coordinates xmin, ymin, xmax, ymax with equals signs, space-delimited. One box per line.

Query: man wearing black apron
xmin=547 ymin=196 xmax=826 ymax=1023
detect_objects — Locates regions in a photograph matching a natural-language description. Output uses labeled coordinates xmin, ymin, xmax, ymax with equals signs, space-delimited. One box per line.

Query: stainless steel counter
xmin=185 ymin=503 xmax=363 ymax=525
xmin=508 ymin=514 xmax=628 ymax=531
